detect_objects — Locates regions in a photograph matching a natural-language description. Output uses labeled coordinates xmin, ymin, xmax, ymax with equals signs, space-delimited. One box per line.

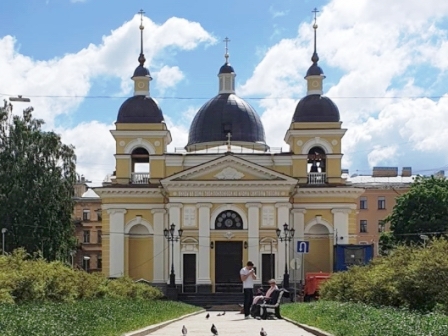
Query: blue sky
xmin=1 ymin=0 xmax=448 ymax=185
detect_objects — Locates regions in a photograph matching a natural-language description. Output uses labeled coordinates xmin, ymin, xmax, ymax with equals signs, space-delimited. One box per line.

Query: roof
xmin=292 ymin=94 xmax=340 ymax=123
xmin=132 ymin=65 xmax=151 ymax=77
xmin=81 ymin=188 xmax=100 ymax=198
xmin=186 ymin=93 xmax=267 ymax=149
xmin=116 ymin=95 xmax=164 ymax=124
xmin=348 ymin=175 xmax=416 ymax=188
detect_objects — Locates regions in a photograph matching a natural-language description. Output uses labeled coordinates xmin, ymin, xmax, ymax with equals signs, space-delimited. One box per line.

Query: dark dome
xmin=187 ymin=94 xmax=267 ymax=148
xmin=219 ymin=63 xmax=235 ymax=74
xmin=133 ymin=65 xmax=151 ymax=77
xmin=117 ymin=95 xmax=164 ymax=124
xmin=306 ymin=63 xmax=324 ymax=77
xmin=292 ymin=94 xmax=340 ymax=123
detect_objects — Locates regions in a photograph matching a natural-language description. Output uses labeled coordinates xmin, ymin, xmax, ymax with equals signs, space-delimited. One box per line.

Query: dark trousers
xmin=243 ymin=288 xmax=254 ymax=317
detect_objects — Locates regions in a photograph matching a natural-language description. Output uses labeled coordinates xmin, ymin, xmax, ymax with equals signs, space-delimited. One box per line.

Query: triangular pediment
xmin=161 ymin=155 xmax=297 ymax=184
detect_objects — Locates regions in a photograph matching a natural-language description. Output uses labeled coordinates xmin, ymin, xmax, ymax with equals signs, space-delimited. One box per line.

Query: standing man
xmin=240 ymin=261 xmax=256 ymax=319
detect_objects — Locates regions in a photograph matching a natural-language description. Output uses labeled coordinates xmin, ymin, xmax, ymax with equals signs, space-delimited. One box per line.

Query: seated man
xmin=253 ymin=279 xmax=278 ymax=305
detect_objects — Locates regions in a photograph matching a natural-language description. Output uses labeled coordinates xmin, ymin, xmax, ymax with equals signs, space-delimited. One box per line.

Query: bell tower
xmin=284 ymin=8 xmax=346 ymax=185
xmin=111 ymin=9 xmax=171 ymax=185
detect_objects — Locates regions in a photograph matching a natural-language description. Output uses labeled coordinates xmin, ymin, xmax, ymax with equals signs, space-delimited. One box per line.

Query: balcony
xmin=308 ymin=172 xmax=326 ymax=185
xmin=131 ymin=172 xmax=150 ymax=184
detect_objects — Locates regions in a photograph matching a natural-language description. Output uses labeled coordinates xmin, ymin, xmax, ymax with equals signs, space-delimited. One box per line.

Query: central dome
xmin=186 ymin=93 xmax=267 ymax=151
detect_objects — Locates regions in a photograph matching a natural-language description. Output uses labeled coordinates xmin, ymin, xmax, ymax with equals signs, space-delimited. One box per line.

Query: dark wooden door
xmin=215 ymin=241 xmax=243 ymax=292
xmin=262 ymin=253 xmax=275 ymax=285
xmin=183 ymin=254 xmax=196 ymax=293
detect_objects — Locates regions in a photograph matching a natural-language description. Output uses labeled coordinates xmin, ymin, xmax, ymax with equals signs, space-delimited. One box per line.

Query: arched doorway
xmin=127 ymin=223 xmax=153 ymax=280
xmin=305 ymin=223 xmax=332 ymax=273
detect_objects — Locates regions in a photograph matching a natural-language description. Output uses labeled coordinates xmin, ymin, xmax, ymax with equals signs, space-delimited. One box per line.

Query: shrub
xmin=0 ymin=248 xmax=162 ymax=304
xmin=320 ymin=238 xmax=448 ymax=313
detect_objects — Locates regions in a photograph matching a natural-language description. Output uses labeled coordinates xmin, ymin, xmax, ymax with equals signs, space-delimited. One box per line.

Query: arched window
xmin=307 ymin=146 xmax=326 ymax=173
xmin=214 ymin=210 xmax=243 ymax=230
xmin=131 ymin=147 xmax=150 ymax=184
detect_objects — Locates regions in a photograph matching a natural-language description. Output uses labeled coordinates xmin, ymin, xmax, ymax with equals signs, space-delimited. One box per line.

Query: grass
xmin=0 ymin=299 xmax=201 ymax=336
xmin=282 ymin=301 xmax=448 ymax=336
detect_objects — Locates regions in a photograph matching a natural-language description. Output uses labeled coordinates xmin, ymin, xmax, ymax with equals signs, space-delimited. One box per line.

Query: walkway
xmin=148 ymin=311 xmax=316 ymax=336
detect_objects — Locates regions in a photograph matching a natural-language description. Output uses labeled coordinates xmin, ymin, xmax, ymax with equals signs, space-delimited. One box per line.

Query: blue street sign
xmin=297 ymin=241 xmax=310 ymax=254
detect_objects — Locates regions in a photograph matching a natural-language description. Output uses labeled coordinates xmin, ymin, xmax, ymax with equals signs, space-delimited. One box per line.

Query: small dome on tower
xmin=133 ymin=65 xmax=150 ymax=77
xmin=219 ymin=63 xmax=234 ymax=74
xmin=292 ymin=94 xmax=340 ymax=122
xmin=306 ymin=63 xmax=324 ymax=77
xmin=117 ymin=96 xmax=164 ymax=124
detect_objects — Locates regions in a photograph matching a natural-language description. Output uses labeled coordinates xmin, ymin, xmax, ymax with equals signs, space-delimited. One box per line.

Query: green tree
xmin=0 ymin=100 xmax=77 ymax=260
xmin=386 ymin=175 xmax=448 ymax=244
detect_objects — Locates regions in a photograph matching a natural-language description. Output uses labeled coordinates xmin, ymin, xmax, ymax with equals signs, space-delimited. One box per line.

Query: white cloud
xmin=0 ymin=15 xmax=215 ymax=184
xmin=153 ymin=66 xmax=185 ymax=93
xmin=269 ymin=6 xmax=289 ymax=18
xmin=241 ymin=0 xmax=448 ymax=173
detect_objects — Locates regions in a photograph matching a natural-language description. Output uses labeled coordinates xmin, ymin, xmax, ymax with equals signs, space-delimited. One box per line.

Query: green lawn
xmin=0 ymin=299 xmax=201 ymax=336
xmin=282 ymin=301 xmax=448 ymax=336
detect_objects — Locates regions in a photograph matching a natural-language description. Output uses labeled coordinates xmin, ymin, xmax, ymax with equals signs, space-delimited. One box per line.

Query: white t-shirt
xmin=240 ymin=267 xmax=254 ymax=289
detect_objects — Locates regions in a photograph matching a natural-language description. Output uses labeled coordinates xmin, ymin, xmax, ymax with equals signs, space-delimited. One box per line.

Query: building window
xmin=360 ymin=197 xmax=368 ymax=209
xmin=83 ymin=209 xmax=90 ymax=221
xmin=83 ymin=230 xmax=90 ymax=243
xmin=214 ymin=210 xmax=243 ymax=230
xmin=97 ymin=255 xmax=102 ymax=270
xmin=360 ymin=220 xmax=368 ymax=233
xmin=96 ymin=209 xmax=102 ymax=221
xmin=83 ymin=257 xmax=90 ymax=271
xmin=97 ymin=230 xmax=102 ymax=244
xmin=378 ymin=196 xmax=386 ymax=209
xmin=378 ymin=220 xmax=385 ymax=233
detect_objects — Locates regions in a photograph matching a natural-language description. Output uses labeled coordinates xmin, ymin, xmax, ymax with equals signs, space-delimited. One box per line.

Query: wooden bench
xmin=259 ymin=289 xmax=288 ymax=320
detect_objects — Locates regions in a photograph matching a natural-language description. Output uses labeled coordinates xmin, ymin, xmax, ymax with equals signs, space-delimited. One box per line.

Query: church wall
xmin=116 ymin=123 xmax=166 ymax=131
xmin=166 ymin=166 xmax=183 ymax=177
xmin=127 ymin=236 xmax=153 ymax=280
xmin=102 ymin=237 xmax=110 ymax=277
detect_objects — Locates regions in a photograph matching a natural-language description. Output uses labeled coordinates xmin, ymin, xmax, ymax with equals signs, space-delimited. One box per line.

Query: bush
xmin=320 ymin=238 xmax=448 ymax=313
xmin=282 ymin=301 xmax=448 ymax=336
xmin=0 ymin=248 xmax=163 ymax=304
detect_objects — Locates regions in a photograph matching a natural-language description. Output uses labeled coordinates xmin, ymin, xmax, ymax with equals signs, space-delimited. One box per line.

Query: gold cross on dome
xmin=226 ymin=132 xmax=232 ymax=152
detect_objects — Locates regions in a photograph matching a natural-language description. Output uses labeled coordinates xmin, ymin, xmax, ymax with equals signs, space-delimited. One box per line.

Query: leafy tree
xmin=386 ymin=176 xmax=448 ymax=244
xmin=0 ymin=100 xmax=77 ymax=260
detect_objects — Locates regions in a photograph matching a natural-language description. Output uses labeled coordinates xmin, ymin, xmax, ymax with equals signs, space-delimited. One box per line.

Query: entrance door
xmin=215 ymin=241 xmax=243 ymax=293
xmin=261 ymin=253 xmax=275 ymax=285
xmin=183 ymin=254 xmax=196 ymax=293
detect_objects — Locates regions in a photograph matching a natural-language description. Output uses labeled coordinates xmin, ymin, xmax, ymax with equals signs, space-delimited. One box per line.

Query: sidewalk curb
xmin=122 ymin=309 xmax=206 ymax=336
xmin=283 ymin=317 xmax=334 ymax=336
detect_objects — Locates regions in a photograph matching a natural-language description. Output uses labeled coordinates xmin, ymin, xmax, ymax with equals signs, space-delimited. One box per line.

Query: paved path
xmin=148 ymin=311 xmax=315 ymax=336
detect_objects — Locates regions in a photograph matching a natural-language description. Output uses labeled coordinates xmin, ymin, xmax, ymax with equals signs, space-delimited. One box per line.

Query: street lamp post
xmin=164 ymin=223 xmax=183 ymax=288
xmin=276 ymin=223 xmax=295 ymax=290
xmin=1 ymin=228 xmax=7 ymax=255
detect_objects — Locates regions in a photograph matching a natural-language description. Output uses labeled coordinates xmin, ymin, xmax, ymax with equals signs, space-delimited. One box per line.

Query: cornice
xmin=275 ymin=202 xmax=292 ymax=209
xmin=196 ymin=203 xmax=213 ymax=209
xmin=166 ymin=203 xmax=183 ymax=209
xmin=298 ymin=187 xmax=364 ymax=199
xmin=107 ymin=209 xmax=127 ymax=215
xmin=331 ymin=208 xmax=352 ymax=214
xmin=151 ymin=209 xmax=166 ymax=214
xmin=163 ymin=181 xmax=297 ymax=188
xmin=246 ymin=203 xmax=262 ymax=208
xmin=292 ymin=208 xmax=307 ymax=214
xmin=94 ymin=188 xmax=163 ymax=198
xmin=110 ymin=130 xmax=170 ymax=138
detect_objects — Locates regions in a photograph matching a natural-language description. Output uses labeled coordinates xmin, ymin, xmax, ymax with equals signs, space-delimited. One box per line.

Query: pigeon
xmin=182 ymin=325 xmax=187 ymax=335
xmin=217 ymin=313 xmax=221 ymax=316
xmin=211 ymin=324 xmax=218 ymax=335
xmin=206 ymin=313 xmax=210 ymax=319
xmin=221 ymin=311 xmax=226 ymax=316
xmin=260 ymin=327 xmax=267 ymax=336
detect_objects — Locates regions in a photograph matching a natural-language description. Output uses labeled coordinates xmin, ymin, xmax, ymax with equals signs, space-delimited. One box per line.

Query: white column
xmin=332 ymin=208 xmax=351 ymax=244
xmin=197 ymin=203 xmax=212 ymax=285
xmin=167 ymin=203 xmax=183 ymax=284
xmin=246 ymin=203 xmax=261 ymax=283
xmin=107 ymin=209 xmax=127 ymax=278
xmin=275 ymin=202 xmax=292 ymax=283
xmin=292 ymin=208 xmax=306 ymax=283
xmin=151 ymin=209 xmax=166 ymax=283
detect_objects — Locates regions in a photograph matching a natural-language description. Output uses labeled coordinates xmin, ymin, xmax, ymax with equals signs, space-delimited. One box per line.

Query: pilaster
xmin=275 ymin=202 xmax=292 ymax=284
xmin=332 ymin=208 xmax=351 ymax=244
xmin=151 ymin=209 xmax=166 ymax=283
xmin=167 ymin=203 xmax=183 ymax=284
xmin=197 ymin=203 xmax=212 ymax=292
xmin=107 ymin=209 xmax=127 ymax=278
xmin=246 ymin=203 xmax=261 ymax=283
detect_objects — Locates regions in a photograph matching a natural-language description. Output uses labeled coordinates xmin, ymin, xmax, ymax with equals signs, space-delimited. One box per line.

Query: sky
xmin=1 ymin=0 xmax=448 ymax=186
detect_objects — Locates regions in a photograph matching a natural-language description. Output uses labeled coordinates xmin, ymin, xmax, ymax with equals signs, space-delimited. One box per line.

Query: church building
xmin=95 ymin=13 xmax=364 ymax=294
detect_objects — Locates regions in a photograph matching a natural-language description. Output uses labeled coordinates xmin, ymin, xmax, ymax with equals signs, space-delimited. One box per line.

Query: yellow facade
xmin=95 ymin=19 xmax=365 ymax=294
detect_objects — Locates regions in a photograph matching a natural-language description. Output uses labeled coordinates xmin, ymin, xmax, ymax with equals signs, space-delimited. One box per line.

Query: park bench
xmin=259 ymin=289 xmax=288 ymax=320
